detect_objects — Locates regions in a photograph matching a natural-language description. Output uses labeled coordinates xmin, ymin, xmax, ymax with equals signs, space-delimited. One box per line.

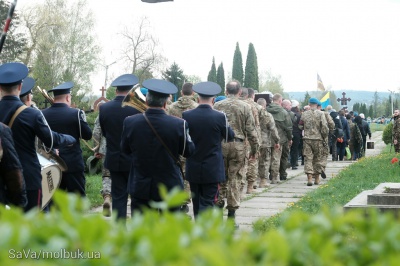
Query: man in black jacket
xmin=359 ymin=113 xmax=371 ymax=157
xmin=99 ymin=74 xmax=140 ymax=220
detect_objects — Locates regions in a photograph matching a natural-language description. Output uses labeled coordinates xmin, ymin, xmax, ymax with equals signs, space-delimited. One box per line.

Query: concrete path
xmin=90 ymin=131 xmax=386 ymax=232
xmin=235 ymin=131 xmax=385 ymax=231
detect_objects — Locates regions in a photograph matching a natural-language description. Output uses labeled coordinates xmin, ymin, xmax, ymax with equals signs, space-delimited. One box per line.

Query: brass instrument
xmin=36 ymin=85 xmax=99 ymax=152
xmin=122 ymin=84 xmax=148 ymax=113
xmin=36 ymin=86 xmax=54 ymax=104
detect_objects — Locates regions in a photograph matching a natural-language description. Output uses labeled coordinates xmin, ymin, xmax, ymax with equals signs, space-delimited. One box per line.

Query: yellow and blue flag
xmin=320 ymin=91 xmax=330 ymax=109
xmin=317 ymin=73 xmax=325 ymax=91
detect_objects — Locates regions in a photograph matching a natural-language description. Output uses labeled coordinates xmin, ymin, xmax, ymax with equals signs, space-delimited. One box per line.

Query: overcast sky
xmin=16 ymin=0 xmax=400 ymax=93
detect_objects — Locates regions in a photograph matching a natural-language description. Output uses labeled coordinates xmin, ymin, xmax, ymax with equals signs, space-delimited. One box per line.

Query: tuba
xmin=122 ymin=84 xmax=148 ymax=113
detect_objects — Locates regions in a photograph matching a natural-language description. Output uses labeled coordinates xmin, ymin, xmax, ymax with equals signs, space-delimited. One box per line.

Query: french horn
xmin=122 ymin=84 xmax=148 ymax=113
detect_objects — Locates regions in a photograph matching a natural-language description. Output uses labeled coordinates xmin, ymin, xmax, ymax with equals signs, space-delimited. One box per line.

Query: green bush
xmin=1 ymin=190 xmax=400 ymax=265
xmin=382 ymin=122 xmax=393 ymax=144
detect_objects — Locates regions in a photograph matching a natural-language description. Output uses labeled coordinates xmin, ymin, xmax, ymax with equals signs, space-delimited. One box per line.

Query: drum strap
xmin=8 ymin=105 xmax=28 ymax=128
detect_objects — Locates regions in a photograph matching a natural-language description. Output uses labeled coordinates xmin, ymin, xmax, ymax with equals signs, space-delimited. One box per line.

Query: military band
xmin=0 ymin=60 xmax=349 ymax=224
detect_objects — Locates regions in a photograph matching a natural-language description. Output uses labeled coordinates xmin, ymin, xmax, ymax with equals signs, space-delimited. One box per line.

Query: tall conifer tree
xmin=207 ymin=57 xmax=217 ymax=82
xmin=216 ymin=62 xmax=225 ymax=94
xmin=232 ymin=42 xmax=244 ymax=84
xmin=244 ymin=43 xmax=259 ymax=90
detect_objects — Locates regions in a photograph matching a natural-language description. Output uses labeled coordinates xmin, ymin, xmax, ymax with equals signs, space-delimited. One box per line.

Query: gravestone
xmin=344 ymin=183 xmax=400 ymax=216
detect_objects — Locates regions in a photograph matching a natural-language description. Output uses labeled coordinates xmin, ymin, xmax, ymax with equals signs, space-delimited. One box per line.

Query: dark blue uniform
xmin=42 ymin=104 xmax=92 ymax=196
xmin=99 ymin=96 xmax=141 ymax=219
xmin=0 ymin=96 xmax=75 ymax=211
xmin=121 ymin=108 xmax=195 ymax=213
xmin=182 ymin=105 xmax=234 ymax=217
xmin=0 ymin=122 xmax=26 ymax=207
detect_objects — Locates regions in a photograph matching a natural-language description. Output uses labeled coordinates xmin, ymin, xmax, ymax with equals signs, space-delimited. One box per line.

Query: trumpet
xmin=122 ymin=84 xmax=148 ymax=113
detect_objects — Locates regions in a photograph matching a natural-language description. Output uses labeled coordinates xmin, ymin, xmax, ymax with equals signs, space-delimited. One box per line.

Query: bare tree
xmin=119 ymin=17 xmax=165 ymax=82
xmin=20 ymin=0 xmax=100 ymax=109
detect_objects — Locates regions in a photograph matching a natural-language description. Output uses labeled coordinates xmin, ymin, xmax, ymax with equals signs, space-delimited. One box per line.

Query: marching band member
xmin=0 ymin=63 xmax=76 ymax=211
xmin=42 ymin=82 xmax=92 ymax=197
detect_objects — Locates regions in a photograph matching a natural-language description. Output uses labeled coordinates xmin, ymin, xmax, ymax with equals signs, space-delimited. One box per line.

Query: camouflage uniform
xmin=321 ymin=112 xmax=335 ymax=170
xmin=266 ymin=103 xmax=292 ymax=182
xmin=258 ymin=109 xmax=280 ymax=186
xmin=167 ymin=96 xmax=198 ymax=202
xmin=393 ymin=116 xmax=400 ymax=152
xmin=243 ymin=98 xmax=261 ymax=191
xmin=349 ymin=120 xmax=363 ymax=159
xmin=93 ymin=116 xmax=111 ymax=197
xmin=300 ymin=108 xmax=329 ymax=185
xmin=214 ymin=95 xmax=259 ymax=211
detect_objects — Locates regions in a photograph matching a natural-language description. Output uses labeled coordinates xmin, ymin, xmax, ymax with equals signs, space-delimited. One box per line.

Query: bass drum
xmin=38 ymin=153 xmax=62 ymax=209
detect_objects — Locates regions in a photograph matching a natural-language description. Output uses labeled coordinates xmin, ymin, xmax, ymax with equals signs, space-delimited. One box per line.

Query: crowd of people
xmin=0 ymin=61 xmax=378 ymax=229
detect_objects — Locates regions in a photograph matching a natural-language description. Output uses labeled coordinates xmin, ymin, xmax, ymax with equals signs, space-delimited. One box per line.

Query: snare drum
xmin=38 ymin=153 xmax=62 ymax=209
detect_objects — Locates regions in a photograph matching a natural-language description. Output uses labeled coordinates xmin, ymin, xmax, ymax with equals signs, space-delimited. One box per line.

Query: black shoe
xmin=321 ymin=171 xmax=326 ymax=179
xmin=227 ymin=210 xmax=239 ymax=229
xmin=292 ymin=167 xmax=298 ymax=170
xmin=180 ymin=204 xmax=189 ymax=213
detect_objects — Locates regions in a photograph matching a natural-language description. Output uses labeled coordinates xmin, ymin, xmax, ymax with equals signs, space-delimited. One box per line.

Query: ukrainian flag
xmin=320 ymin=91 xmax=330 ymax=109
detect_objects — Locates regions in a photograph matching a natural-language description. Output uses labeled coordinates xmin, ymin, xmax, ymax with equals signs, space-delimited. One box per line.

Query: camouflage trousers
xmin=258 ymin=146 xmax=273 ymax=180
xmin=218 ymin=142 xmax=246 ymax=211
xmin=303 ymin=139 xmax=326 ymax=175
xmin=180 ymin=156 xmax=191 ymax=204
xmin=100 ymin=159 xmax=111 ymax=196
xmin=270 ymin=144 xmax=282 ymax=180
xmin=320 ymin=137 xmax=330 ymax=170
xmin=244 ymin=143 xmax=258 ymax=183
xmin=279 ymin=142 xmax=290 ymax=179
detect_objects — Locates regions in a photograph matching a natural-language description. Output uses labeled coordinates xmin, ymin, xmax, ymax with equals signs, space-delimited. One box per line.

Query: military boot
xmin=307 ymin=174 xmax=313 ymax=186
xmin=103 ymin=194 xmax=111 ymax=217
xmin=246 ymin=182 xmax=255 ymax=194
xmin=227 ymin=210 xmax=239 ymax=229
xmin=314 ymin=174 xmax=320 ymax=185
xmin=259 ymin=178 xmax=269 ymax=188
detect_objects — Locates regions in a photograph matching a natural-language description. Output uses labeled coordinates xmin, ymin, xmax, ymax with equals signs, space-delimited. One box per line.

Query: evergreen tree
xmin=216 ymin=62 xmax=225 ymax=95
xmin=207 ymin=57 xmax=217 ymax=82
xmin=368 ymin=105 xmax=374 ymax=118
xmin=373 ymin=91 xmax=379 ymax=118
xmin=301 ymin=91 xmax=311 ymax=108
xmin=162 ymin=62 xmax=185 ymax=100
xmin=244 ymin=43 xmax=259 ymax=90
xmin=232 ymin=42 xmax=243 ymax=84
xmin=0 ymin=0 xmax=27 ymax=63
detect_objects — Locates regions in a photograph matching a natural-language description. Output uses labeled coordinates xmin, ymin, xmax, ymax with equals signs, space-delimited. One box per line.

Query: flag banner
xmin=320 ymin=91 xmax=330 ymax=109
xmin=317 ymin=73 xmax=325 ymax=91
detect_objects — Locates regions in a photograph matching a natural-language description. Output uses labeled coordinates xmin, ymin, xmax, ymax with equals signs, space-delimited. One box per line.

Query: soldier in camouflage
xmin=167 ymin=83 xmax=198 ymax=212
xmin=93 ymin=115 xmax=112 ymax=216
xmin=266 ymin=94 xmax=293 ymax=183
xmin=299 ymin=98 xmax=329 ymax=186
xmin=317 ymin=102 xmax=335 ymax=178
xmin=392 ymin=109 xmax=400 ymax=153
xmin=256 ymin=98 xmax=280 ymax=188
xmin=214 ymin=80 xmax=259 ymax=228
xmin=240 ymin=88 xmax=261 ymax=194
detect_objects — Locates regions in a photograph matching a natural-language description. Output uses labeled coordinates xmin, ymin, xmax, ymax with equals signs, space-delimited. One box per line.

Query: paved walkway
xmin=235 ymin=131 xmax=385 ymax=231
xmin=91 ymin=131 xmax=385 ymax=232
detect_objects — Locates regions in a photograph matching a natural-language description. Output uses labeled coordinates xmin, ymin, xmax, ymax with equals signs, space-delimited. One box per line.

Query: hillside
xmin=286 ymin=90 xmax=390 ymax=109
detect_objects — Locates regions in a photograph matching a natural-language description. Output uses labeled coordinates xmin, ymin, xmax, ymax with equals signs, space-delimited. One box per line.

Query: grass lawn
xmin=85 ymin=174 xmax=103 ymax=208
xmin=253 ymin=144 xmax=400 ymax=233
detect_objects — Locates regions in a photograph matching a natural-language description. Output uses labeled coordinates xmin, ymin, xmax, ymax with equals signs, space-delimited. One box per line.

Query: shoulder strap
xmin=143 ymin=113 xmax=185 ymax=179
xmin=8 ymin=105 xmax=28 ymax=128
